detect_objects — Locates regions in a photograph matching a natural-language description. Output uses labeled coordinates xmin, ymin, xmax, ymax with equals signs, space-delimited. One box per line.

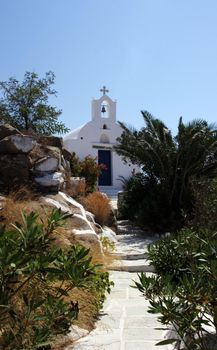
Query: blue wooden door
xmin=98 ymin=150 xmax=112 ymax=185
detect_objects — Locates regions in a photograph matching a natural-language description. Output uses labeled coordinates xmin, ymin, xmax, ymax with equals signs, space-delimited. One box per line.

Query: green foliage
xmin=70 ymin=152 xmax=105 ymax=192
xmin=100 ymin=236 xmax=115 ymax=253
xmin=134 ymin=228 xmax=217 ymax=349
xmin=69 ymin=152 xmax=83 ymax=177
xmin=0 ymin=208 xmax=113 ymax=350
xmin=190 ymin=178 xmax=217 ymax=231
xmin=0 ymin=71 xmax=69 ymax=135
xmin=115 ymin=111 xmax=217 ymax=230
xmin=90 ymin=271 xmax=114 ymax=309
xmin=120 ymin=173 xmax=175 ymax=231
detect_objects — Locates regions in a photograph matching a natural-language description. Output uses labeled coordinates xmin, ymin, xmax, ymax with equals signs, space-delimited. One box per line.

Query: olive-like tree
xmin=0 ymin=71 xmax=69 ymax=135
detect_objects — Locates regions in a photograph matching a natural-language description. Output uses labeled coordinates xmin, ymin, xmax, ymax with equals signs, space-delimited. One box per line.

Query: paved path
xmin=71 ymin=221 xmax=167 ymax=350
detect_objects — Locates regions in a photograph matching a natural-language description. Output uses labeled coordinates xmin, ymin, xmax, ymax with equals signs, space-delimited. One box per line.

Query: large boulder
xmin=0 ymin=154 xmax=30 ymax=188
xmin=34 ymin=172 xmax=65 ymax=190
xmin=37 ymin=135 xmax=63 ymax=149
xmin=0 ymin=125 xmax=69 ymax=195
xmin=72 ymin=228 xmax=101 ymax=251
xmin=42 ymin=195 xmax=73 ymax=214
xmin=0 ymin=124 xmax=21 ymax=140
xmin=62 ymin=147 xmax=72 ymax=161
xmin=0 ymin=134 xmax=36 ymax=154
xmin=29 ymin=144 xmax=61 ymax=165
xmin=41 ymin=192 xmax=103 ymax=254
xmin=34 ymin=156 xmax=59 ymax=173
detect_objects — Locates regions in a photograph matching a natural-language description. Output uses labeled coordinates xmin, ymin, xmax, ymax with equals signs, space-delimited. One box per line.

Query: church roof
xmin=64 ymin=124 xmax=86 ymax=140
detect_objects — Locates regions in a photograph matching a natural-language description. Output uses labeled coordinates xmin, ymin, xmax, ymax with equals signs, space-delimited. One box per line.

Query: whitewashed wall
xmin=63 ymin=93 xmax=138 ymax=189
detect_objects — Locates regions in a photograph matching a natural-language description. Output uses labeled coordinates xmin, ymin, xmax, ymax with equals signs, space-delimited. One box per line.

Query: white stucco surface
xmin=63 ymin=90 xmax=138 ymax=189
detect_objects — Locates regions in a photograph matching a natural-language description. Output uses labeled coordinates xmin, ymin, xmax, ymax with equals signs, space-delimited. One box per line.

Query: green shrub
xmin=120 ymin=173 xmax=177 ymax=231
xmin=69 ymin=152 xmax=83 ymax=177
xmin=115 ymin=112 xmax=217 ymax=231
xmin=0 ymin=209 xmax=113 ymax=350
xmin=90 ymin=271 xmax=114 ymax=309
xmin=134 ymin=228 xmax=217 ymax=349
xmin=100 ymin=236 xmax=115 ymax=253
xmin=70 ymin=153 xmax=105 ymax=193
xmin=190 ymin=178 xmax=217 ymax=231
xmin=120 ymin=174 xmax=217 ymax=233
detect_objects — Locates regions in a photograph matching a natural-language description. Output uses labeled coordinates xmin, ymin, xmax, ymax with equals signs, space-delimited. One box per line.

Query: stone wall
xmin=0 ymin=124 xmax=71 ymax=193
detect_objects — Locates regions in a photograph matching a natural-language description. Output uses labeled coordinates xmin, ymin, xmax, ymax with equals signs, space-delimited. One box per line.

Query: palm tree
xmin=115 ymin=111 xmax=217 ymax=230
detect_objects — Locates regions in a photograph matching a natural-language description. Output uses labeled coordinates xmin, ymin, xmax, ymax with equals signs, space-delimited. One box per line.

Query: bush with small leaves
xmin=0 ymin=208 xmax=113 ymax=350
xmin=134 ymin=228 xmax=217 ymax=350
xmin=70 ymin=153 xmax=106 ymax=193
xmin=120 ymin=173 xmax=174 ymax=231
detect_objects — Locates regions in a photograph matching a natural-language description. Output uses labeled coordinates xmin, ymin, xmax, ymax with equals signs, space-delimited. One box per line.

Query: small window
xmin=80 ymin=137 xmax=83 ymax=140
xmin=103 ymin=124 xmax=107 ymax=129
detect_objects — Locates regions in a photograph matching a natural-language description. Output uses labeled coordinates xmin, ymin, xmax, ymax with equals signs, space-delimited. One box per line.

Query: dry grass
xmin=71 ymin=180 xmax=86 ymax=197
xmin=52 ymin=287 xmax=99 ymax=350
xmin=65 ymin=175 xmax=87 ymax=199
xmin=0 ymin=190 xmax=114 ymax=343
xmin=7 ymin=185 xmax=39 ymax=201
xmin=0 ymin=279 xmax=48 ymax=350
xmin=1 ymin=277 xmax=100 ymax=350
xmin=88 ymin=242 xmax=116 ymax=270
xmin=0 ymin=186 xmax=40 ymax=228
xmin=81 ymin=192 xmax=112 ymax=226
xmin=69 ymin=288 xmax=99 ymax=330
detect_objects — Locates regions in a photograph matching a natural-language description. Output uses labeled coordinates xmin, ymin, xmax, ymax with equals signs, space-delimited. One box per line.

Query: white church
xmin=63 ymin=87 xmax=135 ymax=190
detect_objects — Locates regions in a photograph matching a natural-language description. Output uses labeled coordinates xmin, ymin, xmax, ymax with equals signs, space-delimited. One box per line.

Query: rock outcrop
xmin=42 ymin=191 xmax=103 ymax=253
xmin=0 ymin=124 xmax=104 ymax=253
xmin=0 ymin=124 xmax=71 ymax=193
xmin=0 ymin=190 xmax=103 ymax=254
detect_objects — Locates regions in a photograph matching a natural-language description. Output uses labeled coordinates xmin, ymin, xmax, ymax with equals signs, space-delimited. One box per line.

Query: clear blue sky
xmin=1 ymin=0 xmax=217 ymax=134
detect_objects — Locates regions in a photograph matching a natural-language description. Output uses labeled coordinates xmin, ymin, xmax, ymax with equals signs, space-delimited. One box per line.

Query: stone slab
xmin=65 ymin=233 xmax=168 ymax=350
xmin=110 ymin=258 xmax=155 ymax=273
xmin=125 ymin=307 xmax=152 ymax=317
xmin=123 ymin=327 xmax=163 ymax=341
xmin=96 ymin=314 xmax=122 ymax=329
xmin=124 ymin=342 xmax=167 ymax=350
xmin=73 ymin=342 xmax=121 ymax=350
xmin=124 ymin=316 xmax=162 ymax=329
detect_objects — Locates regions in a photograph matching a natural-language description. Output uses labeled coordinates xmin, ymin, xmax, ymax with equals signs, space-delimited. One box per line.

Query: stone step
xmin=116 ymin=220 xmax=149 ymax=236
xmin=104 ymin=194 xmax=118 ymax=199
xmin=99 ymin=186 xmax=120 ymax=190
xmin=117 ymin=227 xmax=147 ymax=235
xmin=101 ymin=191 xmax=118 ymax=194
xmin=109 ymin=259 xmax=155 ymax=273
xmin=98 ymin=186 xmax=120 ymax=199
xmin=109 ymin=252 xmax=149 ymax=261
xmin=115 ymin=235 xmax=155 ymax=258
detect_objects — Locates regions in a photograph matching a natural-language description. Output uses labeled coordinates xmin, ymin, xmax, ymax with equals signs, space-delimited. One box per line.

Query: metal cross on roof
xmin=100 ymin=85 xmax=109 ymax=95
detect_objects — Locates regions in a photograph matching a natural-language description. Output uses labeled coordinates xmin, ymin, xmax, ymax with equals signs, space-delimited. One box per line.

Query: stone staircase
xmin=109 ymin=220 xmax=158 ymax=273
xmin=98 ymin=186 xmax=121 ymax=199
xmin=71 ymin=220 xmax=168 ymax=350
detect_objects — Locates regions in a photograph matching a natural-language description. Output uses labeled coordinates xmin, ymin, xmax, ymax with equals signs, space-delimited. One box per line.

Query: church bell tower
xmin=91 ymin=86 xmax=116 ymax=123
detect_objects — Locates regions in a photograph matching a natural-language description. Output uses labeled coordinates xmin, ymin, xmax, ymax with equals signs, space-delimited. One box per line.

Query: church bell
xmin=101 ymin=105 xmax=106 ymax=114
